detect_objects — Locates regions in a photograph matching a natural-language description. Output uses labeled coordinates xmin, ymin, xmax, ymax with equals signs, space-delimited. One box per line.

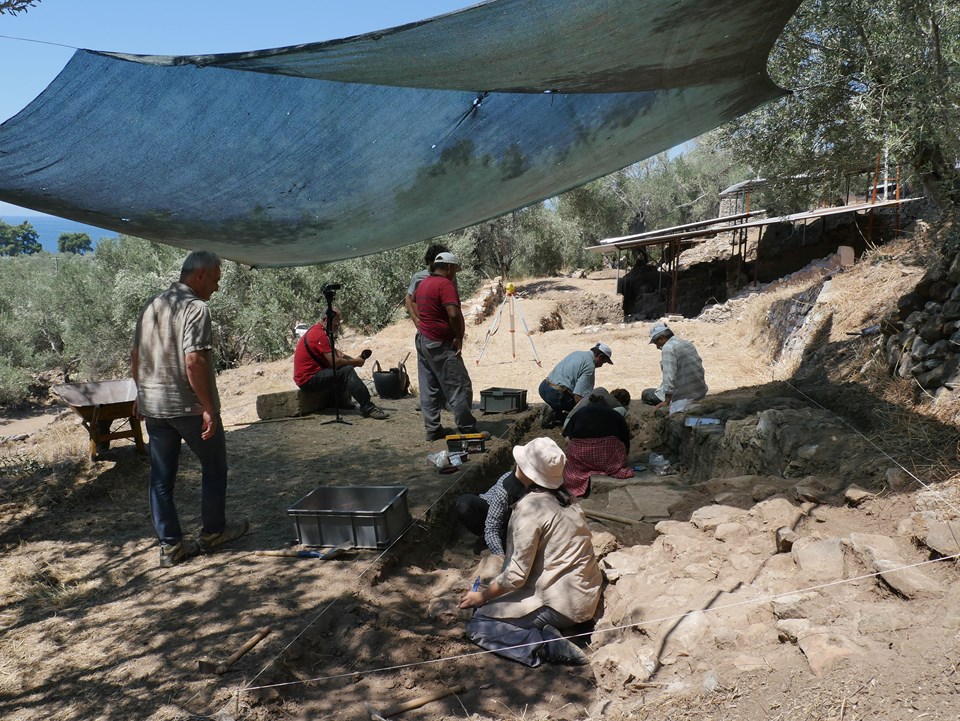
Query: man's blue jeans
xmin=146 ymin=415 xmax=228 ymax=544
xmin=538 ymin=379 xmax=575 ymax=420
xmin=466 ymin=606 xmax=574 ymax=667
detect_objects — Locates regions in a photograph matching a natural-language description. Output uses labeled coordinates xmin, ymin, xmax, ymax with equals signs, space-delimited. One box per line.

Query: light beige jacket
xmin=484 ymin=491 xmax=602 ymax=623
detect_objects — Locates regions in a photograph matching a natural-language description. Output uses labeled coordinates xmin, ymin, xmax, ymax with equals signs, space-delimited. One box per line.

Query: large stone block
xmin=837 ymin=245 xmax=855 ymax=267
xmin=255 ymin=388 xmax=346 ymax=420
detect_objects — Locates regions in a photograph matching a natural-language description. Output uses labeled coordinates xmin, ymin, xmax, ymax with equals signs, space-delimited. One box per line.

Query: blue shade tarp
xmin=0 ymin=0 xmax=801 ymax=267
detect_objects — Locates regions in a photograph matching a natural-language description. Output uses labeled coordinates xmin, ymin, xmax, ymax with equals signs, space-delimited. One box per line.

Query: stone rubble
xmin=587 ymin=394 xmax=960 ymax=700
xmin=590 ymin=479 xmax=958 ymax=694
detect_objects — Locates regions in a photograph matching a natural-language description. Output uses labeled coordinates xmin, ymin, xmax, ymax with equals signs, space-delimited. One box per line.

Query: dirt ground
xmin=2 ymin=244 xmax=960 ymax=721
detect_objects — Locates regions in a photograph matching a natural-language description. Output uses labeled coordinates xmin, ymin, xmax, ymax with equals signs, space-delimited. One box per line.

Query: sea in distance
xmin=0 ymin=214 xmax=119 ymax=254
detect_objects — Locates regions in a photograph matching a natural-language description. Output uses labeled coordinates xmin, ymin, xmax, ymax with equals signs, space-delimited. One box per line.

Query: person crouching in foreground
xmin=455 ymin=466 xmax=529 ymax=555
xmin=458 ymin=438 xmax=602 ymax=666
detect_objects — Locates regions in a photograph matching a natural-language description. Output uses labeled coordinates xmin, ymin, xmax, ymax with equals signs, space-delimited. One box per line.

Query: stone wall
xmin=884 ymin=250 xmax=960 ymax=396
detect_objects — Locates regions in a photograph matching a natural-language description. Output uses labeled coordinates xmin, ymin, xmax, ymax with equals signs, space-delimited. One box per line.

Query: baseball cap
xmin=433 ymin=251 xmax=461 ymax=269
xmin=649 ymin=323 xmax=670 ymax=343
xmin=592 ymin=342 xmax=613 ymax=364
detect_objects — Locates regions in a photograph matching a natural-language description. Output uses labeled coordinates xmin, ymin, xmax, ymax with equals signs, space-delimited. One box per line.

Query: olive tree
xmin=0 ymin=0 xmax=40 ymax=15
xmin=719 ymin=0 xmax=960 ymax=208
xmin=58 ymin=232 xmax=93 ymax=255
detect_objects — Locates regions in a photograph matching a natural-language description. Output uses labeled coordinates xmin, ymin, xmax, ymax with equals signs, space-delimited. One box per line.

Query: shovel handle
xmin=217 ymin=627 xmax=271 ymax=674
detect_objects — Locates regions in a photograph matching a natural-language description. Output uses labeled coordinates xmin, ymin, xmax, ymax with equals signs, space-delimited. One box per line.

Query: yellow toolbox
xmin=445 ymin=432 xmax=488 ymax=453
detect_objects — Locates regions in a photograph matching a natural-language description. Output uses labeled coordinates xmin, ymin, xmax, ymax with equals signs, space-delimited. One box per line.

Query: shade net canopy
xmin=0 ymin=0 xmax=801 ymax=267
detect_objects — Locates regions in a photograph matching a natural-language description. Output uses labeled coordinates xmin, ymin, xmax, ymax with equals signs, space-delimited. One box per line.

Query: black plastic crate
xmin=479 ymin=387 xmax=528 ymax=413
xmin=288 ymin=485 xmax=410 ymax=549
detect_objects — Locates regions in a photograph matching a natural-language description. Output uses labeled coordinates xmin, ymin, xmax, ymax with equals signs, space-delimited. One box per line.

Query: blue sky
xmin=0 ymin=0 xmax=474 ymax=215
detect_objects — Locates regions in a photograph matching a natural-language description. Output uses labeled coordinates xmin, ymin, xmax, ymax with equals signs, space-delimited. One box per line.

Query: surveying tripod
xmin=475 ymin=282 xmax=542 ymax=367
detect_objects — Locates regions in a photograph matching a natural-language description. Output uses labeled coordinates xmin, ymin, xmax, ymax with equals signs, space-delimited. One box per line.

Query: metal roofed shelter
xmin=589 ymin=197 xmax=920 ymax=313
xmin=0 ymin=0 xmax=802 ymax=267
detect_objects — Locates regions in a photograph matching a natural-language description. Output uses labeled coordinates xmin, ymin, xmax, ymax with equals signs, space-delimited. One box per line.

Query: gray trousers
xmin=415 ymin=333 xmax=476 ymax=435
xmin=466 ymin=606 xmax=573 ymax=667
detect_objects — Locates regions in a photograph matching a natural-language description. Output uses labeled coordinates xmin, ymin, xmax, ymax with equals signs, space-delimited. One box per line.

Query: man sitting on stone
xmin=293 ymin=308 xmax=389 ymax=419
xmin=642 ymin=323 xmax=707 ymax=414
xmin=561 ymin=389 xmax=633 ymax=497
xmin=538 ymin=342 xmax=614 ymax=428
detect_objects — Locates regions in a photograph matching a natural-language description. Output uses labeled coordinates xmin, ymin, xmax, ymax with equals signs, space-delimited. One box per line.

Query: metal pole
xmin=508 ymin=283 xmax=516 ymax=359
xmin=883 ymin=146 xmax=889 ymax=201
xmin=670 ymin=240 xmax=679 ymax=314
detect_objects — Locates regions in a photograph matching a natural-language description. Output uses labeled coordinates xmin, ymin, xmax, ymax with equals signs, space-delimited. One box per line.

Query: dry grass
xmin=676 ymin=221 xmax=960 ymax=529
xmin=4 ymin=553 xmax=88 ymax=613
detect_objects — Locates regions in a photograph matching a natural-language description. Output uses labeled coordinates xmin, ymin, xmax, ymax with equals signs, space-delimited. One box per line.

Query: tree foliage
xmin=57 ymin=232 xmax=93 ymax=255
xmin=0 ymin=235 xmax=463 ymax=405
xmin=630 ymin=136 xmax=750 ymax=230
xmin=0 ymin=133 xmax=749 ymax=406
xmin=553 ymin=133 xmax=747 ymax=267
xmin=0 ymin=220 xmax=41 ymax=256
xmin=0 ymin=0 xmax=39 ymax=15
xmin=718 ymin=0 xmax=960 ymax=209
xmin=557 ymin=170 xmax=642 ymax=245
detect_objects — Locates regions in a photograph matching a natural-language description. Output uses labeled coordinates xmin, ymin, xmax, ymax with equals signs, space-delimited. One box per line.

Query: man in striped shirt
xmin=641 ymin=323 xmax=707 ymax=414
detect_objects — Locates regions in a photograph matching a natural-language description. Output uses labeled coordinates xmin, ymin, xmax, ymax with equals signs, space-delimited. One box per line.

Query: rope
xmin=236 ymin=414 xmax=523 ymax=693
xmin=0 ymin=33 xmax=79 ymax=50
xmin=240 ymin=552 xmax=960 ymax=692
xmin=234 ymin=374 xmax=960 ymax=696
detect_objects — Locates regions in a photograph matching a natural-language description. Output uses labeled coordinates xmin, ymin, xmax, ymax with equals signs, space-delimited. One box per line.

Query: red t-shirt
xmin=293 ymin=322 xmax=333 ymax=387
xmin=415 ymin=274 xmax=460 ymax=343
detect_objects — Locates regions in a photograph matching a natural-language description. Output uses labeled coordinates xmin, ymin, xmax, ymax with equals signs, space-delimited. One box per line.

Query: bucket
xmin=372 ymin=358 xmax=409 ymax=399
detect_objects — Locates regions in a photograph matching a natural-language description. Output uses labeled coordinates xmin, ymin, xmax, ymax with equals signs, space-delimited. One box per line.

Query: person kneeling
xmin=292 ymin=308 xmax=389 ymax=419
xmin=561 ymin=389 xmax=633 ymax=498
xmin=458 ymin=438 xmax=602 ymax=667
xmin=455 ymin=466 xmax=528 ymax=555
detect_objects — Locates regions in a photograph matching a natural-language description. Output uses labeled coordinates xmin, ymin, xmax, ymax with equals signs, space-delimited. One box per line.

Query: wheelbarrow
xmin=51 ymin=379 xmax=146 ymax=461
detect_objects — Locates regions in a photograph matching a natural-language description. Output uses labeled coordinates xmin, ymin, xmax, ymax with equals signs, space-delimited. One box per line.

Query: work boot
xmin=426 ymin=427 xmax=449 ymax=441
xmin=540 ymin=625 xmax=589 ymax=665
xmin=159 ymin=539 xmax=201 ymax=568
xmin=362 ymin=405 xmax=390 ymax=420
xmin=199 ymin=519 xmax=250 ymax=552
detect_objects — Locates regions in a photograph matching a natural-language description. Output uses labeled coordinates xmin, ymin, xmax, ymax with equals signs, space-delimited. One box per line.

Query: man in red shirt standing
xmin=414 ymin=251 xmax=477 ymax=441
xmin=293 ymin=308 xmax=389 ymax=420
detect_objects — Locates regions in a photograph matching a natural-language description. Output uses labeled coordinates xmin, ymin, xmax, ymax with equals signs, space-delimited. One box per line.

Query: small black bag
xmin=372 ymin=357 xmax=409 ymax=399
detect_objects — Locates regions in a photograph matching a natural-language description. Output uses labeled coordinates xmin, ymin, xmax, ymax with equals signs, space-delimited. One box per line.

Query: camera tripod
xmin=475 ymin=282 xmax=542 ymax=367
xmin=319 ymin=283 xmax=351 ymax=426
